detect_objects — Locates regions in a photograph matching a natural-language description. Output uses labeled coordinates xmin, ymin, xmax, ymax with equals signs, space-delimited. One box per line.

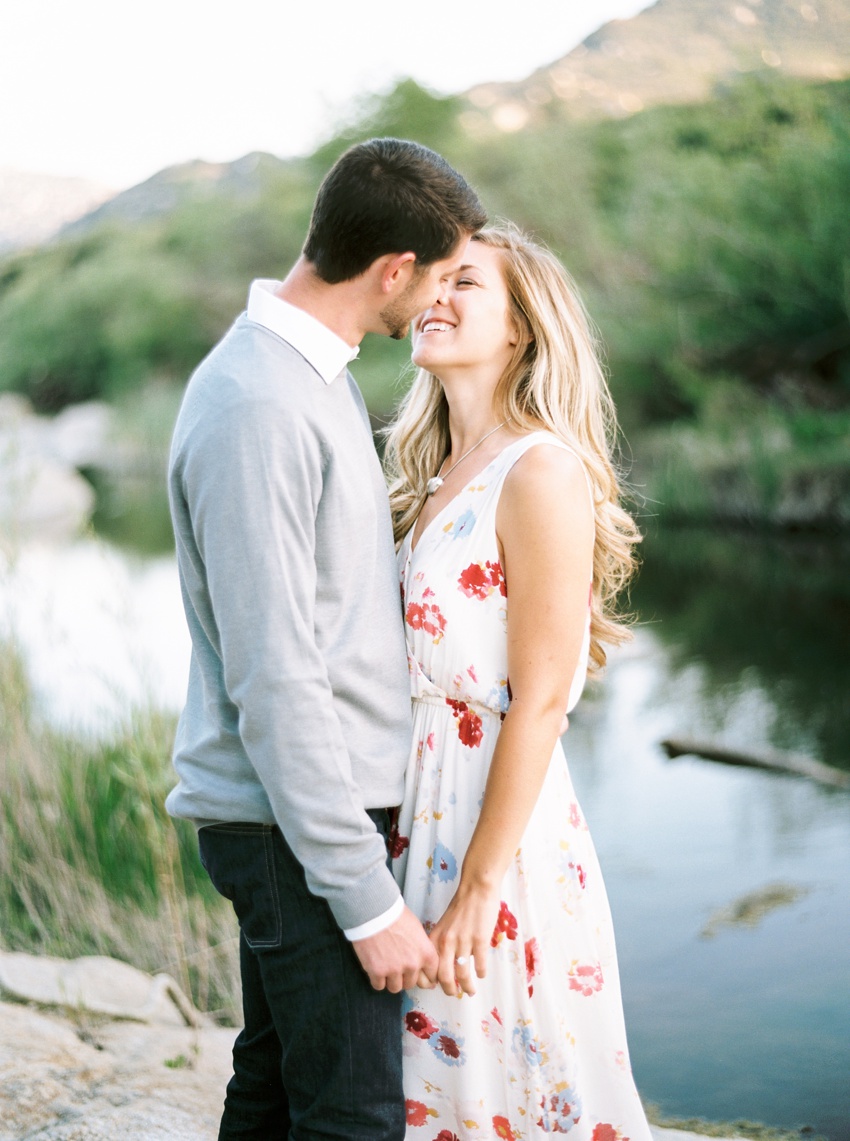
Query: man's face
xmin=379 ymin=239 xmax=467 ymax=341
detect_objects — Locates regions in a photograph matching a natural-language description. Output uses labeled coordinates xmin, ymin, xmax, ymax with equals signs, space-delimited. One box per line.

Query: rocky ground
xmin=0 ymin=950 xmax=736 ymax=1141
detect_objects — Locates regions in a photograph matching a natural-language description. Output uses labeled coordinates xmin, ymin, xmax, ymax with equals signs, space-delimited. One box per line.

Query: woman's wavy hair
xmin=383 ymin=224 xmax=641 ymax=671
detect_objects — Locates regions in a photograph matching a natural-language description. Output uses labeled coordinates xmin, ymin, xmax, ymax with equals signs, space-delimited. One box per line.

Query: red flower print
xmin=457 ymin=560 xmax=507 ymax=600
xmin=467 ymin=664 xmax=478 ymax=682
xmin=405 ymin=600 xmax=447 ymax=643
xmin=445 ymin=698 xmax=483 ymax=748
xmin=491 ymin=1006 xmax=503 ymax=1025
xmin=406 ymin=1099 xmax=430 ymax=1126
xmin=435 ymin=1131 xmax=460 ymax=1141
xmin=487 ymin=560 xmax=507 ymax=597
xmin=493 ymin=1117 xmax=518 ymax=1141
xmin=389 ymin=825 xmax=409 ymax=860
xmin=404 ymin=1009 xmax=438 ymax=1039
xmin=568 ymin=960 xmax=605 ymax=996
xmin=458 ymin=562 xmax=490 ymax=599
xmin=435 ymin=1034 xmax=461 ymax=1059
xmin=525 ymin=937 xmax=540 ymax=996
xmin=567 ymin=859 xmax=587 ymax=890
xmin=569 ymin=802 xmax=583 ymax=829
xmin=491 ymin=901 xmax=519 ymax=947
xmin=592 ymin=1126 xmax=625 ymax=1141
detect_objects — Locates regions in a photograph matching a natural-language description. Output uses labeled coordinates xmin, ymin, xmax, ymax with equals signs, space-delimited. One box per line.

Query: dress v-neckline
xmin=407 ymin=434 xmax=545 ymax=559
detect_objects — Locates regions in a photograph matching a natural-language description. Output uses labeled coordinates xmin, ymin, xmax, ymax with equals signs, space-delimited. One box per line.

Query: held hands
xmin=418 ymin=881 xmax=501 ymax=998
xmin=352 ymin=904 xmax=438 ymax=993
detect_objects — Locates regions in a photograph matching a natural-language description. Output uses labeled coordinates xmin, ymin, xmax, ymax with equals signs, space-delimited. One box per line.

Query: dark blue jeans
xmin=199 ymin=813 xmax=404 ymax=1141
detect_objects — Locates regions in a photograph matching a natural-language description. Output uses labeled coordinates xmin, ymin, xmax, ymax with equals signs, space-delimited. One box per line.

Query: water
xmin=1 ymin=523 xmax=848 ymax=1137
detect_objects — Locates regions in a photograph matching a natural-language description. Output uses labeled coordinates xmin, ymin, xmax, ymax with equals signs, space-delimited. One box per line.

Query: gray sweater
xmin=166 ymin=312 xmax=411 ymax=930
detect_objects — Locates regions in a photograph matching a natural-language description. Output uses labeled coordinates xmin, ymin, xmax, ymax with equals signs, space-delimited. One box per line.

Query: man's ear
xmin=379 ymin=252 xmax=417 ymax=294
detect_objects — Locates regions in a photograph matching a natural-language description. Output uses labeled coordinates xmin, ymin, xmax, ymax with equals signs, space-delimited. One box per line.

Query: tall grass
xmin=0 ymin=639 xmax=240 ymax=1023
xmin=636 ymin=394 xmax=850 ymax=531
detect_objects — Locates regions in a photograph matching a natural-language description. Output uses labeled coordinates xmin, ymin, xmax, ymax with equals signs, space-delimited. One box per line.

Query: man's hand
xmin=352 ymin=905 xmax=439 ymax=993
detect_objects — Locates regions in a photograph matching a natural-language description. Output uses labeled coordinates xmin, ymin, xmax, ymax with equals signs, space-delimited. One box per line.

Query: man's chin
xmin=389 ymin=323 xmax=410 ymax=341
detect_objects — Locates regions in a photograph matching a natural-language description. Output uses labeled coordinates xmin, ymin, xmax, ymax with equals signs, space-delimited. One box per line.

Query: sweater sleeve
xmin=181 ymin=391 xmax=401 ymax=931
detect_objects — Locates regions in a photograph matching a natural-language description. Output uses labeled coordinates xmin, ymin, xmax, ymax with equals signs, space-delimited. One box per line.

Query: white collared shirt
xmin=246 ymin=279 xmax=359 ymax=384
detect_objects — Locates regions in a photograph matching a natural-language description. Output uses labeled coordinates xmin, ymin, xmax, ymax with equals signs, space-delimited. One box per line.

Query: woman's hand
xmin=420 ymin=881 xmax=501 ymax=997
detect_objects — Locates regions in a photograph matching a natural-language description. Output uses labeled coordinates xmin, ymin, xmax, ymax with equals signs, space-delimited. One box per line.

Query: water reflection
xmin=1 ymin=527 xmax=848 ymax=1137
xmin=634 ymin=523 xmax=850 ymax=771
xmin=0 ymin=539 xmax=188 ymax=732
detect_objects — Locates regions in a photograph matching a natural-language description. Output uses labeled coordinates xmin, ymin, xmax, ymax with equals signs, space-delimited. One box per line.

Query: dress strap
xmin=493 ymin=432 xmax=595 ymax=511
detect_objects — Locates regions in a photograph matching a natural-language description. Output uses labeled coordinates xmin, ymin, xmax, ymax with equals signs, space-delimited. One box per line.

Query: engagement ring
xmin=454 ymin=956 xmax=469 ymax=966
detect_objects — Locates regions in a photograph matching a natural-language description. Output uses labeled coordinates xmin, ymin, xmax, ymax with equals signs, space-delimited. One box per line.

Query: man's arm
xmin=183 ymin=390 xmax=400 ymax=931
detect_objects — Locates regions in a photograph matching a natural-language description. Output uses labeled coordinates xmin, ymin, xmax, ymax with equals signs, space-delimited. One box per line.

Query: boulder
xmin=0 ymin=950 xmax=200 ymax=1026
xmin=0 ymin=949 xmax=742 ymax=1141
xmin=0 ymin=394 xmax=114 ymax=541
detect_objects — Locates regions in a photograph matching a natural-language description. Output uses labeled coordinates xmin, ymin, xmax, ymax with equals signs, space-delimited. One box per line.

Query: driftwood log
xmin=661 ymin=737 xmax=850 ymax=790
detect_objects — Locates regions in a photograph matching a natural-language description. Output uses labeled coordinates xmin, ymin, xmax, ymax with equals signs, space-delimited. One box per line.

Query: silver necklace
xmin=425 ymin=420 xmax=511 ymax=496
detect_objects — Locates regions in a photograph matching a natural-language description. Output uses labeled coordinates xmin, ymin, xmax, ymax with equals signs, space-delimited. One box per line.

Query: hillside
xmin=61 ymin=151 xmax=290 ymax=238
xmin=464 ymin=0 xmax=850 ymax=133
xmin=0 ymin=0 xmax=848 ymax=528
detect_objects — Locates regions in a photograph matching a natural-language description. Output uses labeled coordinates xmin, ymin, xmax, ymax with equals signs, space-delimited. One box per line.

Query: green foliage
xmin=593 ymin=74 xmax=850 ymax=422
xmin=0 ymin=161 xmax=319 ymax=412
xmin=0 ymin=640 xmax=239 ymax=1021
xmin=311 ymin=78 xmax=467 ymax=169
xmin=0 ymin=70 xmax=848 ymax=524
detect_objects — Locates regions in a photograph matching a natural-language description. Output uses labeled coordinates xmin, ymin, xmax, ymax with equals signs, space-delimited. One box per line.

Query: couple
xmin=166 ymin=138 xmax=648 ymax=1141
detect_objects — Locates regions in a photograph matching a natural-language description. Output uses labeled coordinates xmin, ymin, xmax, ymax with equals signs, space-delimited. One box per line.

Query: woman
xmin=384 ymin=226 xmax=650 ymax=1140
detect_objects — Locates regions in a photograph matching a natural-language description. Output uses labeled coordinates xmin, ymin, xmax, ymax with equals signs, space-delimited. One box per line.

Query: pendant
xmin=425 ymin=476 xmax=443 ymax=496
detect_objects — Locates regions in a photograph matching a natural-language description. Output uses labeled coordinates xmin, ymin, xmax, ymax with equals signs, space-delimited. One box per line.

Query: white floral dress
xmin=392 ymin=433 xmax=652 ymax=1141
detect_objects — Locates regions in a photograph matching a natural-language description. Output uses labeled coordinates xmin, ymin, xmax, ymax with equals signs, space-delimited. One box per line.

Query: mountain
xmin=462 ymin=0 xmax=850 ymax=133
xmin=0 ymin=170 xmax=113 ymax=253
xmin=59 ymin=151 xmax=291 ymax=239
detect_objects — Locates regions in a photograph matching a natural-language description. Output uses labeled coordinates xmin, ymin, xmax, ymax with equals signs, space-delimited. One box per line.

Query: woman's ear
xmin=508 ymin=316 xmax=534 ymax=349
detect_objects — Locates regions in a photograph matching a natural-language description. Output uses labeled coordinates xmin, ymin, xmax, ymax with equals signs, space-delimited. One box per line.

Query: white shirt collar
xmin=246 ymin=279 xmax=360 ymax=385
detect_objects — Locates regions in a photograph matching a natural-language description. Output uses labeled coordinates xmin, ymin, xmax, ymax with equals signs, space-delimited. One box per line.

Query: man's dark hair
xmin=303 ymin=138 xmax=487 ymax=284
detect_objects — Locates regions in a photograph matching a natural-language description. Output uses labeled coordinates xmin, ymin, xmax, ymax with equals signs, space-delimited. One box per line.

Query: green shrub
xmin=0 ymin=640 xmax=239 ymax=1022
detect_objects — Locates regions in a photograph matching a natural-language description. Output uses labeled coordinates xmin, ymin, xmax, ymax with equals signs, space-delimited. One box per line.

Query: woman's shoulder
xmin=497 ymin=432 xmax=594 ymax=528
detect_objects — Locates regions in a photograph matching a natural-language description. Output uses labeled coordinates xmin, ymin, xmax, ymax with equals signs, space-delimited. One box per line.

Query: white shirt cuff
xmin=343 ymin=894 xmax=405 ymax=942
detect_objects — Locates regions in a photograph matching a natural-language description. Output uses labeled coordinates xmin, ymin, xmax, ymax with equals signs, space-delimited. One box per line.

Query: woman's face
xmin=410 ymin=239 xmax=518 ymax=378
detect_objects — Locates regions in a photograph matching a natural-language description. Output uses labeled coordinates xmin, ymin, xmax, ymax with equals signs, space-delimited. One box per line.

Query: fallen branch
xmin=661 ymin=737 xmax=850 ymax=790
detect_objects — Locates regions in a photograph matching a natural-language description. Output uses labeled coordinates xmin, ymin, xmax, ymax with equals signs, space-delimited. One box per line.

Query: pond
xmin=1 ymin=521 xmax=848 ymax=1139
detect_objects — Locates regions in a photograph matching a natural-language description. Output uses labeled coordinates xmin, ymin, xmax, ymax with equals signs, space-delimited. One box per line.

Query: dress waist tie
xmin=411 ymin=692 xmax=505 ymax=720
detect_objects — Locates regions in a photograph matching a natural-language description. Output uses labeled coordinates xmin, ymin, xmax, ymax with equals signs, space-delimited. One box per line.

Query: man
xmin=166 ymin=138 xmax=486 ymax=1140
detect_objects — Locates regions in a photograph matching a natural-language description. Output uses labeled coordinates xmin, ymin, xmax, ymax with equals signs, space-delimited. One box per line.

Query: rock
xmin=49 ymin=402 xmax=116 ymax=469
xmin=0 ymin=999 xmax=233 ymax=1141
xmin=0 ymin=394 xmax=116 ymax=542
xmin=0 ymin=950 xmax=745 ymax=1141
xmin=0 ymin=950 xmax=200 ymax=1027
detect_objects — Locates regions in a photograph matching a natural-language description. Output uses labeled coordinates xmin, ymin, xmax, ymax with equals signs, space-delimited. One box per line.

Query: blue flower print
xmin=487 ymin=680 xmax=511 ymax=714
xmin=429 ymin=1025 xmax=465 ymax=1066
xmin=428 ymin=841 xmax=458 ymax=883
xmin=537 ymin=1083 xmax=583 ymax=1133
xmin=444 ymin=508 xmax=476 ymax=540
xmin=512 ymin=1024 xmax=542 ymax=1068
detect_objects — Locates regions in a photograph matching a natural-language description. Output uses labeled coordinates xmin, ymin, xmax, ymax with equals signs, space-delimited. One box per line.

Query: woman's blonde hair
xmin=384 ymin=224 xmax=640 ymax=670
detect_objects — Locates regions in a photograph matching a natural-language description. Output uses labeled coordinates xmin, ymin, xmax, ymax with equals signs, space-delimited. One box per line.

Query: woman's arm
xmin=426 ymin=443 xmax=595 ymax=997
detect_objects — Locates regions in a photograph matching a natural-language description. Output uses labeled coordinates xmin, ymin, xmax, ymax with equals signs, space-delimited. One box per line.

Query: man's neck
xmin=275 ymin=258 xmax=364 ymax=349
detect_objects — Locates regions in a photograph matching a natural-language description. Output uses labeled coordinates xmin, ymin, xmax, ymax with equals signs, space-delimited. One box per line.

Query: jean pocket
xmin=198 ymin=824 xmax=283 ymax=950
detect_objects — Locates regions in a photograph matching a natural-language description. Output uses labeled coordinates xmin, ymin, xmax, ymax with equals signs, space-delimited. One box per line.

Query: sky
xmin=0 ymin=0 xmax=655 ymax=189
